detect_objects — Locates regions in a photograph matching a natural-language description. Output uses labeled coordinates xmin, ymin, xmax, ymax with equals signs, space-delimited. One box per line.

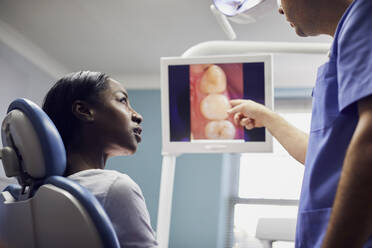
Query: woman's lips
xmin=134 ymin=127 xmax=142 ymax=134
xmin=133 ymin=127 xmax=142 ymax=142
xmin=134 ymin=133 xmax=142 ymax=142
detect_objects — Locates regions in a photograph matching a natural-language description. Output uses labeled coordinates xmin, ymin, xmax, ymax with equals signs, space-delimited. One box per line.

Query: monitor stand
xmin=156 ymin=153 xmax=177 ymax=248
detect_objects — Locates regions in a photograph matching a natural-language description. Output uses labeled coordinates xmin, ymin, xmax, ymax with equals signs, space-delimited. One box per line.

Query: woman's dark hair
xmin=42 ymin=71 xmax=109 ymax=150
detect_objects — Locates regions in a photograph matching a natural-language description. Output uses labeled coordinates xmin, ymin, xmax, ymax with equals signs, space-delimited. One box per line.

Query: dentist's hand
xmin=227 ymin=99 xmax=272 ymax=130
xmin=228 ymin=99 xmax=309 ymax=165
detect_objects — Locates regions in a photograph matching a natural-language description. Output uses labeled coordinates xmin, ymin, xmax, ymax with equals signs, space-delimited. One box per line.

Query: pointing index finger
xmin=230 ymin=99 xmax=247 ymax=107
xmin=227 ymin=104 xmax=244 ymax=115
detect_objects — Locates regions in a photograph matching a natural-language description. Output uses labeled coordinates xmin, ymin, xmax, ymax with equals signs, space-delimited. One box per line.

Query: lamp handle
xmin=210 ymin=4 xmax=237 ymax=40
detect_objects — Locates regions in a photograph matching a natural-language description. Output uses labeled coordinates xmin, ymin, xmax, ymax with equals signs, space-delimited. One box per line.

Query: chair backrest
xmin=0 ymin=98 xmax=120 ymax=248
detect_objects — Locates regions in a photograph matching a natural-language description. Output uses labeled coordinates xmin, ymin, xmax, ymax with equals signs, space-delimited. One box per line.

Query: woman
xmin=42 ymin=71 xmax=158 ymax=248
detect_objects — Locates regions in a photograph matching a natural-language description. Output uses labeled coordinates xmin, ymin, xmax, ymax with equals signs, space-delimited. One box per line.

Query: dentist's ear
xmin=72 ymin=100 xmax=95 ymax=122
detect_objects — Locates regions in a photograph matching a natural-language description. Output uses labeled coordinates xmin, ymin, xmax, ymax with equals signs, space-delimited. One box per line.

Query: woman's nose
xmin=132 ymin=112 xmax=143 ymax=124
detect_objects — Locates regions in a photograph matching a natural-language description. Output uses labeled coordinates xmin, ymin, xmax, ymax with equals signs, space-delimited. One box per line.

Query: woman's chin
xmin=109 ymin=144 xmax=137 ymax=156
xmin=122 ymin=147 xmax=137 ymax=156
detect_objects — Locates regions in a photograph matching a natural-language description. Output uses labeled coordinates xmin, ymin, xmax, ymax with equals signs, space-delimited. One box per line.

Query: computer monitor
xmin=161 ymin=55 xmax=273 ymax=154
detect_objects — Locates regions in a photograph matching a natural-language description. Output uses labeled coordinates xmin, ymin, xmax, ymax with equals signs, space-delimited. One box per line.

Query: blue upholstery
xmin=2 ymin=184 xmax=22 ymax=200
xmin=45 ymin=176 xmax=120 ymax=248
xmin=7 ymin=98 xmax=66 ymax=177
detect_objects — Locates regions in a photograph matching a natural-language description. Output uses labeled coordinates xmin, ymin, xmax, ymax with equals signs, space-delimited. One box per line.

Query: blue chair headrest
xmin=1 ymin=98 xmax=66 ymax=181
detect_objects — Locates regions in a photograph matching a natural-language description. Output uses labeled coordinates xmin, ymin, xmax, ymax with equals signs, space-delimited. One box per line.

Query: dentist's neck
xmin=325 ymin=0 xmax=354 ymax=37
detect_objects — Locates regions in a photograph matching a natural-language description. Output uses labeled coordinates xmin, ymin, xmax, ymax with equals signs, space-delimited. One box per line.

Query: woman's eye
xmin=119 ymin=97 xmax=128 ymax=104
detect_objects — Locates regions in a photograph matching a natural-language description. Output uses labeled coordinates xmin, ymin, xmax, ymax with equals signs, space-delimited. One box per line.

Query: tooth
xmin=200 ymin=94 xmax=230 ymax=120
xmin=205 ymin=120 xmax=236 ymax=139
xmin=199 ymin=65 xmax=227 ymax=94
xmin=190 ymin=64 xmax=211 ymax=75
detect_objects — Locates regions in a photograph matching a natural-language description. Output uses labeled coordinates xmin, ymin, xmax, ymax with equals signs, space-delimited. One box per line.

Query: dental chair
xmin=0 ymin=98 xmax=120 ymax=248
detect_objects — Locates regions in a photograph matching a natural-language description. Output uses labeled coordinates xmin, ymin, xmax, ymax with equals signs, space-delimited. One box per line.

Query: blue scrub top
xmin=296 ymin=0 xmax=372 ymax=247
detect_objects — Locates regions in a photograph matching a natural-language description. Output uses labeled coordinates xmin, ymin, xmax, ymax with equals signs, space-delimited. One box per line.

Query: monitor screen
xmin=161 ymin=55 xmax=273 ymax=154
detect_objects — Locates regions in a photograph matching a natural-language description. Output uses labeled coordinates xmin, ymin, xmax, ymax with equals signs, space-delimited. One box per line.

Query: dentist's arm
xmin=228 ymin=99 xmax=309 ymax=165
xmin=322 ymin=96 xmax=372 ymax=247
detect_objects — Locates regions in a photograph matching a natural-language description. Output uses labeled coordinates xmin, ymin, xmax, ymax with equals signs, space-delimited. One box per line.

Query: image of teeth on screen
xmin=168 ymin=62 xmax=265 ymax=143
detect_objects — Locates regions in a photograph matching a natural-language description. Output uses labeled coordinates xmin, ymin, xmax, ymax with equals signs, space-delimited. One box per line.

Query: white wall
xmin=0 ymin=40 xmax=54 ymax=185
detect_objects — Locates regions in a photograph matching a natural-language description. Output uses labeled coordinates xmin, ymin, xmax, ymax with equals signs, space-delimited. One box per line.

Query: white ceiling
xmin=0 ymin=0 xmax=332 ymax=87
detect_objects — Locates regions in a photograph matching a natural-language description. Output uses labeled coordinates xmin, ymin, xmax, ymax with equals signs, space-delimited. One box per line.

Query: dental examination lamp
xmin=211 ymin=0 xmax=280 ymax=40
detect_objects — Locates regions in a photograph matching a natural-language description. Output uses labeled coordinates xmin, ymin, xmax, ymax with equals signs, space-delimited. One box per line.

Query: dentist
xmin=228 ymin=0 xmax=372 ymax=247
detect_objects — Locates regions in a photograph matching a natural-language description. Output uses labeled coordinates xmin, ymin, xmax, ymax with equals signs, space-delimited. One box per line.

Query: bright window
xmin=233 ymin=113 xmax=311 ymax=248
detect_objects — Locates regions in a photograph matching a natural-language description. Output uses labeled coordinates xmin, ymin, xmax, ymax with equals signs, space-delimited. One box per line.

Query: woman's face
xmin=92 ymin=78 xmax=143 ymax=156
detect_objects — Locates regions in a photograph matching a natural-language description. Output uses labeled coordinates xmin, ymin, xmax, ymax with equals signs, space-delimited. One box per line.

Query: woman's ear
xmin=72 ymin=100 xmax=95 ymax=122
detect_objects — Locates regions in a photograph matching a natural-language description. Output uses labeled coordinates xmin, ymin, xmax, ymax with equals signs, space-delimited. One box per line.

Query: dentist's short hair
xmin=42 ymin=71 xmax=109 ymax=150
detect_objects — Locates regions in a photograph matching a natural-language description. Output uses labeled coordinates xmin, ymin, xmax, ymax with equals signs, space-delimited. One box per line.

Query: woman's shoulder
xmin=69 ymin=169 xmax=143 ymax=205
xmin=100 ymin=171 xmax=146 ymax=209
xmin=68 ymin=169 xmax=140 ymax=194
xmin=69 ymin=168 xmax=130 ymax=181
xmin=106 ymin=170 xmax=142 ymax=196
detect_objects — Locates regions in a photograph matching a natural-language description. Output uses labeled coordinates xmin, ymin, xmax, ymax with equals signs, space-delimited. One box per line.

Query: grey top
xmin=68 ymin=169 xmax=158 ymax=248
